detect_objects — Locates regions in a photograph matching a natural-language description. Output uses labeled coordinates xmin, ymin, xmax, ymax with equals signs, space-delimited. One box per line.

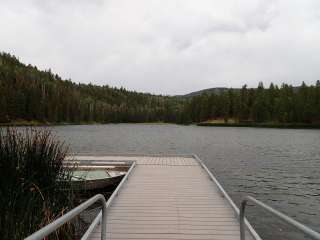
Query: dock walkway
xmin=73 ymin=155 xmax=259 ymax=240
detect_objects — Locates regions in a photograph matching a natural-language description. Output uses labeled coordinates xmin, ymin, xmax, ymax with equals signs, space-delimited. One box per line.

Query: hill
xmin=182 ymin=87 xmax=240 ymax=97
xmin=1 ymin=52 xmax=319 ymax=126
xmin=0 ymin=52 xmax=185 ymax=124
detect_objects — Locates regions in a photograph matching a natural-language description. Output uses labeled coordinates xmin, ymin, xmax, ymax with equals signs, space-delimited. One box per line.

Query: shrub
xmin=0 ymin=128 xmax=75 ymax=239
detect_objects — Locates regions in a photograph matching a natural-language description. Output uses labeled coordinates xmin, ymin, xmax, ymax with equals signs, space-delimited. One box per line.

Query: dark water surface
xmin=49 ymin=124 xmax=320 ymax=239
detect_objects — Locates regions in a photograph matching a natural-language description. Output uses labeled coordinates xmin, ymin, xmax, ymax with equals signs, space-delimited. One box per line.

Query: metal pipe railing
xmin=240 ymin=196 xmax=320 ymax=240
xmin=81 ymin=211 xmax=102 ymax=240
xmin=81 ymin=161 xmax=136 ymax=240
xmin=192 ymin=155 xmax=262 ymax=240
xmin=24 ymin=194 xmax=107 ymax=240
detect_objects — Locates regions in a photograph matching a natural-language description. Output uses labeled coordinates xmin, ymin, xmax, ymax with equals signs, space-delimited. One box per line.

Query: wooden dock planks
xmin=81 ymin=155 xmax=254 ymax=240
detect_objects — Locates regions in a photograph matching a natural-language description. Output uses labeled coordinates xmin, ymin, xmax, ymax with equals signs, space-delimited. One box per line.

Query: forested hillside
xmin=1 ymin=52 xmax=319 ymax=126
xmin=0 ymin=53 xmax=185 ymax=124
xmin=186 ymin=81 xmax=320 ymax=124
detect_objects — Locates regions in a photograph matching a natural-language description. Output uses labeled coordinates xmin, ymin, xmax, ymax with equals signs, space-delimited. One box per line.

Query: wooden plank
xmin=86 ymin=156 xmax=254 ymax=240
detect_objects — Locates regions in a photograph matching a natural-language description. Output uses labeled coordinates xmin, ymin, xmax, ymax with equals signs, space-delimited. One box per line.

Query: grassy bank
xmin=197 ymin=122 xmax=320 ymax=129
xmin=0 ymin=120 xmax=103 ymax=127
xmin=0 ymin=120 xmax=49 ymax=126
xmin=0 ymin=120 xmax=173 ymax=127
xmin=2 ymin=120 xmax=320 ymax=129
xmin=0 ymin=128 xmax=75 ymax=240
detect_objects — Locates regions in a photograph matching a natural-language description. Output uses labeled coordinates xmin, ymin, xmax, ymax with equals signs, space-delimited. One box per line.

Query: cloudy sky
xmin=1 ymin=0 xmax=320 ymax=95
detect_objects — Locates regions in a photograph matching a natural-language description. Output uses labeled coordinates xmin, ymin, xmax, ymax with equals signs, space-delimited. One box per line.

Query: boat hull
xmin=71 ymin=174 xmax=124 ymax=191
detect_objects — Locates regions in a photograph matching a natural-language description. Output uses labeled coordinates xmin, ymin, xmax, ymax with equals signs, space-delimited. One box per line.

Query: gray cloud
xmin=1 ymin=0 xmax=320 ymax=95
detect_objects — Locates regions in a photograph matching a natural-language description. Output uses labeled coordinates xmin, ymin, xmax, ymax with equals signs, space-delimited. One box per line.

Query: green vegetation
xmin=0 ymin=52 xmax=185 ymax=124
xmin=198 ymin=122 xmax=320 ymax=129
xmin=187 ymin=82 xmax=320 ymax=125
xmin=0 ymin=128 xmax=75 ymax=240
xmin=1 ymin=52 xmax=320 ymax=127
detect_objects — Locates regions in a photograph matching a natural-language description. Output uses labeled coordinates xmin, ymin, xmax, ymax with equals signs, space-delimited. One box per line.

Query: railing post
xmin=82 ymin=161 xmax=136 ymax=240
xmin=24 ymin=194 xmax=107 ymax=240
xmin=239 ymin=199 xmax=247 ymax=240
xmin=239 ymin=196 xmax=320 ymax=240
xmin=101 ymin=198 xmax=107 ymax=240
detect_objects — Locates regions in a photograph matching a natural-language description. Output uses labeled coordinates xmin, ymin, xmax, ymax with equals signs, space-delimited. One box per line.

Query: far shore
xmin=197 ymin=122 xmax=320 ymax=129
xmin=1 ymin=120 xmax=320 ymax=129
xmin=0 ymin=120 xmax=171 ymax=127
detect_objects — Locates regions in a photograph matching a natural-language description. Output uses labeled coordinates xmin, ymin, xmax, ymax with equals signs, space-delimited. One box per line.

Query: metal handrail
xmin=240 ymin=196 xmax=320 ymax=240
xmin=81 ymin=161 xmax=136 ymax=240
xmin=192 ymin=155 xmax=262 ymax=240
xmin=24 ymin=194 xmax=107 ymax=240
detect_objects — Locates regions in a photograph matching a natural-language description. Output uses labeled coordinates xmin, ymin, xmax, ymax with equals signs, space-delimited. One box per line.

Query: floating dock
xmin=69 ymin=155 xmax=260 ymax=240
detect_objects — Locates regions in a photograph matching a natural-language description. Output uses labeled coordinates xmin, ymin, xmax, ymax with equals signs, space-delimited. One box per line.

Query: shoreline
xmin=197 ymin=122 xmax=320 ymax=129
xmin=2 ymin=120 xmax=320 ymax=129
xmin=0 ymin=120 xmax=172 ymax=127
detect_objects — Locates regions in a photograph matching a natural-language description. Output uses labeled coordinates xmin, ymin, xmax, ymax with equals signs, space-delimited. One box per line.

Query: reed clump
xmin=0 ymin=128 xmax=75 ymax=240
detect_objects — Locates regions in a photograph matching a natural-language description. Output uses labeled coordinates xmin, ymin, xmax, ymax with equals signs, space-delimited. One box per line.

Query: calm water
xmin=48 ymin=124 xmax=320 ymax=239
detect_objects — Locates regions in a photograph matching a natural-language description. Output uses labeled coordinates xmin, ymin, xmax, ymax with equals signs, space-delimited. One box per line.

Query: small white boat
xmin=70 ymin=170 xmax=126 ymax=190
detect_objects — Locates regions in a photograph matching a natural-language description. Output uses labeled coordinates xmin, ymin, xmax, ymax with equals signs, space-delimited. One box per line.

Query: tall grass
xmin=0 ymin=128 xmax=75 ymax=239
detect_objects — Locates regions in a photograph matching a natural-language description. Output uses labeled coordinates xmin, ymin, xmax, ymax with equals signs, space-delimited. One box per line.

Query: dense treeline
xmin=1 ymin=52 xmax=320 ymax=125
xmin=184 ymin=81 xmax=320 ymax=124
xmin=0 ymin=52 xmax=184 ymax=124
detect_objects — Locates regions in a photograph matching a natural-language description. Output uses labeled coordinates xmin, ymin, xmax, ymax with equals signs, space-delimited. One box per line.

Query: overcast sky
xmin=1 ymin=0 xmax=320 ymax=95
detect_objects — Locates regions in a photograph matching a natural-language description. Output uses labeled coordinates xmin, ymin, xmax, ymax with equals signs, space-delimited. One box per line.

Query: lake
xmin=48 ymin=124 xmax=320 ymax=239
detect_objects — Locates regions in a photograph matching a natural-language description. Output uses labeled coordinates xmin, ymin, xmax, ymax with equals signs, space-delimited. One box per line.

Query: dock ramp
xmin=77 ymin=155 xmax=260 ymax=240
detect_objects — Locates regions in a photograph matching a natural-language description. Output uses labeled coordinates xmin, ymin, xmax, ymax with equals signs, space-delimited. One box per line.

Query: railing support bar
xmin=192 ymin=155 xmax=262 ymax=240
xmin=101 ymin=198 xmax=107 ymax=240
xmin=25 ymin=194 xmax=107 ymax=240
xmin=81 ymin=161 xmax=136 ymax=240
xmin=240 ymin=196 xmax=320 ymax=240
